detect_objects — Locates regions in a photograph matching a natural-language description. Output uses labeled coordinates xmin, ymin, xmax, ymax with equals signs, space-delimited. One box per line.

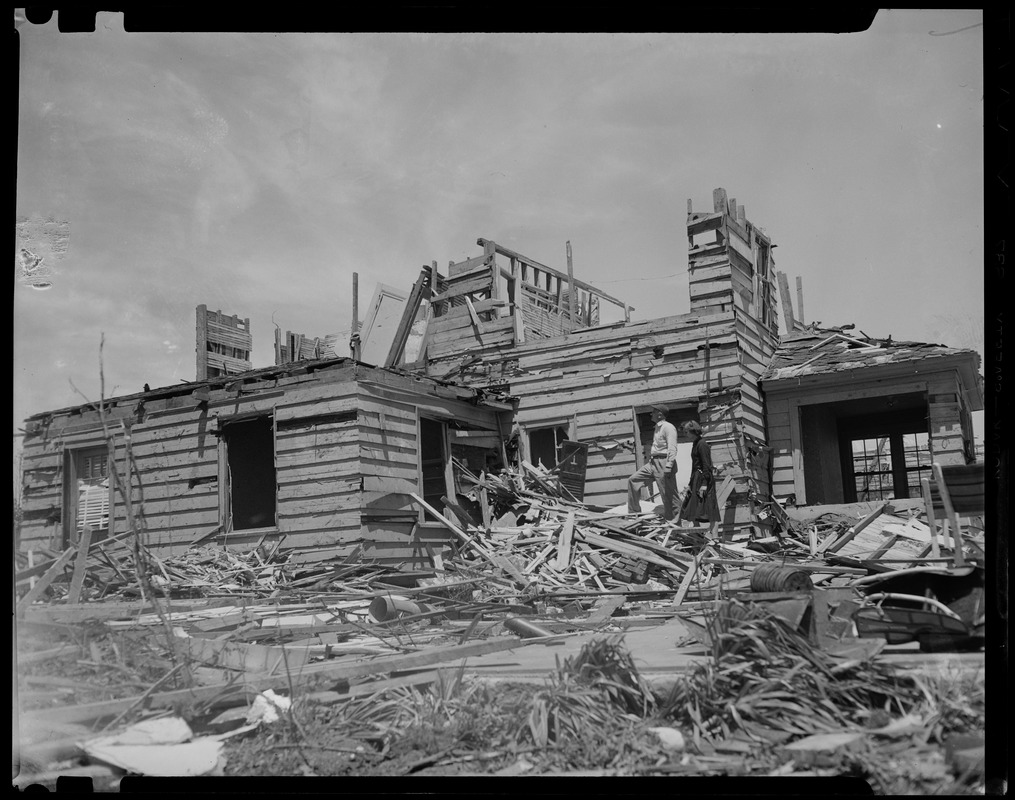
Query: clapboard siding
xmin=18 ymin=360 xmax=507 ymax=564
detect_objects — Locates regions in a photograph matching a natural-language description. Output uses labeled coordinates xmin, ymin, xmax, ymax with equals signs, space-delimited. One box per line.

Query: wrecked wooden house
xmin=385 ymin=188 xmax=784 ymax=530
xmin=761 ymin=327 xmax=984 ymax=506
xmin=18 ymin=359 xmax=512 ymax=566
xmin=17 ymin=186 xmax=984 ymax=566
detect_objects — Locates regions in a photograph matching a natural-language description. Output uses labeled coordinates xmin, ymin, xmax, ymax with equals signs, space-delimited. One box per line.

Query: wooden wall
xmin=429 ymin=309 xmax=770 ymax=523
xmin=354 ymin=366 xmax=508 ymax=568
xmin=927 ymin=372 xmax=974 ymax=465
xmin=18 ymin=363 xmax=508 ymax=566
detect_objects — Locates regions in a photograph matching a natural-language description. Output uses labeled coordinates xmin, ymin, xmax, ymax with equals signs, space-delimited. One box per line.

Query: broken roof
xmin=22 ymin=357 xmax=514 ymax=426
xmin=761 ymin=326 xmax=983 ymax=404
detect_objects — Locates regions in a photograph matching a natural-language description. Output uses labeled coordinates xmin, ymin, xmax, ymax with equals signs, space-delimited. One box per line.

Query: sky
xmin=14 ymin=10 xmax=986 ymax=445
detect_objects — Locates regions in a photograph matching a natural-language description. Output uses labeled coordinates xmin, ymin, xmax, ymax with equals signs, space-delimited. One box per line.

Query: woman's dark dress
xmin=681 ymin=438 xmax=721 ymax=523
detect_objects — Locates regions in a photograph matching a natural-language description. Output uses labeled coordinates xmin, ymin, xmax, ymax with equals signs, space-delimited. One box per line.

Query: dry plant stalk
xmin=73 ymin=334 xmax=193 ymax=687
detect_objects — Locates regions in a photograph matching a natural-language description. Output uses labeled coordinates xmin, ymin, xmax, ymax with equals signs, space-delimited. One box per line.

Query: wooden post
xmin=351 ymin=272 xmax=360 ymax=334
xmin=776 ymin=271 xmax=795 ymax=335
xmin=933 ymin=463 xmax=966 ymax=567
xmin=67 ymin=526 xmax=94 ymax=604
xmin=920 ymin=476 xmax=941 ymax=558
xmin=795 ymin=276 xmax=805 ymax=325
xmin=351 ymin=272 xmax=361 ymax=360
xmin=566 ymin=241 xmax=575 ymax=333
xmin=195 ymin=304 xmax=208 ymax=380
xmin=712 ymin=187 xmax=728 ymax=215
xmin=483 ymin=239 xmax=499 ymax=302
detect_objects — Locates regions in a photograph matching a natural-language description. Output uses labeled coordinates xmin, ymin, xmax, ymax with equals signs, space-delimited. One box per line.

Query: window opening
xmin=850 ymin=436 xmax=894 ymax=502
xmin=222 ymin=416 xmax=277 ymax=531
xmin=66 ymin=446 xmax=109 ymax=546
xmin=846 ymin=430 xmax=932 ymax=503
xmin=528 ymin=425 xmax=569 ymax=470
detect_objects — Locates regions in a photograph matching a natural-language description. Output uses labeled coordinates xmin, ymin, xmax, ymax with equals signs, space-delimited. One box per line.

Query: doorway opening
xmin=222 ymin=416 xmax=277 ymax=531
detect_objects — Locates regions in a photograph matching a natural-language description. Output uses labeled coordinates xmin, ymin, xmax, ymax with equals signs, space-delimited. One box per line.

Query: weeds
xmin=661 ymin=600 xmax=925 ymax=747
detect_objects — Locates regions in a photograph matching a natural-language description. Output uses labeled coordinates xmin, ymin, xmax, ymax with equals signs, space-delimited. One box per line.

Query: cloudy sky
xmin=14 ymin=10 xmax=985 ymax=438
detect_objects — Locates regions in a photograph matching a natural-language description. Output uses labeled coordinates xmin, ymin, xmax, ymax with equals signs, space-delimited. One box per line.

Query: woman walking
xmin=679 ymin=421 xmax=721 ymax=538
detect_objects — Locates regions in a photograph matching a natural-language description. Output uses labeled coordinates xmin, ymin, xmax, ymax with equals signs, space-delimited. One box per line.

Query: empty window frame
xmin=528 ymin=424 xmax=571 ymax=470
xmin=63 ymin=445 xmax=111 ymax=546
xmin=221 ymin=415 xmax=277 ymax=531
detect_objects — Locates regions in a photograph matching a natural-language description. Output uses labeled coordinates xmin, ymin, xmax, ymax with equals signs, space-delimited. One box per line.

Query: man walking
xmin=627 ymin=405 xmax=678 ymax=520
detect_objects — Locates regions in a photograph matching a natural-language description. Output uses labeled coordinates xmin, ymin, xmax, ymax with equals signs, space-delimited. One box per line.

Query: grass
xmin=216 ymin=617 xmax=986 ymax=789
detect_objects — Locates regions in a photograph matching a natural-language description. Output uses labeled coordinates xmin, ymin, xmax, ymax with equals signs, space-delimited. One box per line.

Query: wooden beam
xmin=66 ymin=526 xmax=94 ymax=604
xmin=933 ymin=463 xmax=966 ymax=567
xmin=920 ymin=476 xmax=941 ymax=558
xmin=476 ymin=238 xmax=630 ymax=311
xmin=196 ymin=304 xmax=208 ymax=381
xmin=795 ymin=275 xmax=805 ymax=325
xmin=351 ymin=272 xmax=359 ymax=335
xmin=566 ymin=241 xmax=575 ymax=333
xmin=776 ymin=271 xmax=795 ymax=335
xmin=555 ymin=510 xmax=576 ymax=570
xmin=17 ymin=546 xmax=78 ymax=612
xmin=384 ymin=267 xmax=430 ymax=367
xmin=410 ymin=493 xmax=496 ymax=564
xmin=464 ymin=297 xmax=487 ymax=345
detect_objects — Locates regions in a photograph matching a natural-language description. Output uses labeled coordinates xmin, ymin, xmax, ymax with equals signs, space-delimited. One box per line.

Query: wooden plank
xmin=672 ymin=551 xmax=704 ymax=607
xmin=586 ymin=595 xmax=626 ymax=623
xmin=17 ymin=546 xmax=77 ymax=611
xmin=384 ymin=268 xmax=430 ymax=368
xmin=65 ymin=526 xmax=94 ymax=604
xmin=464 ymin=297 xmax=487 ymax=345
xmin=554 ymin=511 xmax=576 ymax=570
xmin=477 ymin=238 xmax=630 ymax=310
xmin=575 ymin=530 xmax=685 ymax=573
xmin=409 ymin=493 xmax=496 ymax=564
xmin=820 ymin=501 xmax=889 ymax=555
xmin=262 ymin=633 xmax=567 ymax=687
xmin=776 ymin=271 xmax=795 ymax=334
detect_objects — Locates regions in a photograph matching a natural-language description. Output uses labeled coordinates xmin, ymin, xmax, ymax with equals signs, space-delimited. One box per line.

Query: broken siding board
xmin=275 ymin=428 xmax=361 ymax=454
xmin=357 ymin=387 xmax=501 ymax=432
xmin=448 ymin=254 xmax=490 ymax=277
xmin=258 ymin=525 xmax=361 ymax=547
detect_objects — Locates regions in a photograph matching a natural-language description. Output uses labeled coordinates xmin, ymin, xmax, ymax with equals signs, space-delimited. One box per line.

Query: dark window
xmin=223 ymin=416 xmax=277 ymax=530
xmin=529 ymin=425 xmax=569 ymax=470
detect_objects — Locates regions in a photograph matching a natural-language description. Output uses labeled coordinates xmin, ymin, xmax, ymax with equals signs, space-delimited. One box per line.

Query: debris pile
xmin=14 ymin=460 xmax=987 ymax=787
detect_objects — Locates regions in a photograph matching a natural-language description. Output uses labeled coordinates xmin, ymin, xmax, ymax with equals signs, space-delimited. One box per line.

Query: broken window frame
xmin=62 ymin=442 xmax=112 ymax=548
xmin=523 ymin=417 xmax=575 ymax=470
xmin=218 ymin=412 xmax=279 ymax=535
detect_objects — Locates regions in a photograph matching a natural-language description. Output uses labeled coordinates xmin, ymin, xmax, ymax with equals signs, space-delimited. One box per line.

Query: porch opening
xmin=223 ymin=416 xmax=277 ymax=530
xmin=798 ymin=392 xmax=928 ymax=504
